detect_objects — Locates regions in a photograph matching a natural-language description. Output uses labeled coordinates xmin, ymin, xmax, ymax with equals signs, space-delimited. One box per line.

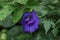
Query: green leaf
xmin=52 ymin=0 xmax=59 ymax=4
xmin=14 ymin=34 xmax=27 ymax=40
xmin=0 ymin=0 xmax=14 ymax=2
xmin=0 ymin=5 xmax=14 ymax=21
xmin=34 ymin=5 xmax=48 ymax=17
xmin=14 ymin=0 xmax=28 ymax=5
xmin=42 ymin=0 xmax=53 ymax=5
xmin=42 ymin=19 xmax=55 ymax=33
xmin=25 ymin=0 xmax=39 ymax=10
xmin=0 ymin=0 xmax=8 ymax=1
xmin=0 ymin=15 xmax=14 ymax=28
xmin=35 ymin=34 xmax=40 ymax=40
xmin=56 ymin=19 xmax=60 ymax=24
xmin=52 ymin=27 xmax=59 ymax=37
xmin=0 ymin=2 xmax=13 ymax=6
xmin=42 ymin=20 xmax=51 ymax=33
xmin=50 ymin=20 xmax=55 ymax=28
xmin=47 ymin=32 xmax=54 ymax=40
xmin=12 ymin=8 xmax=24 ymax=24
xmin=47 ymin=5 xmax=55 ymax=9
xmin=31 ymin=32 xmax=48 ymax=40
xmin=6 ymin=26 xmax=23 ymax=40
xmin=55 ymin=36 xmax=60 ymax=40
xmin=42 ymin=0 xmax=59 ymax=5
xmin=26 ymin=0 xmax=39 ymax=6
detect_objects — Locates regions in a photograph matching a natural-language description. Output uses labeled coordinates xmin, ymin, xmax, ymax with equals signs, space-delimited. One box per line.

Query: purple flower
xmin=20 ymin=10 xmax=39 ymax=32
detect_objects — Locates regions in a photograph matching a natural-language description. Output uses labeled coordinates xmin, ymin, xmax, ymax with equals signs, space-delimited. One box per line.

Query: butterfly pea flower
xmin=20 ymin=10 xmax=39 ymax=32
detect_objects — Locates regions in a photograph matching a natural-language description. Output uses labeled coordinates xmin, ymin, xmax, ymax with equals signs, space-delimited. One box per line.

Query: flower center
xmin=25 ymin=15 xmax=32 ymax=23
xmin=24 ymin=15 xmax=35 ymax=26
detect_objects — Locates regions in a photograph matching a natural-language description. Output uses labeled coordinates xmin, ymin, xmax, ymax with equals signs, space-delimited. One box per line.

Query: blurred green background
xmin=0 ymin=0 xmax=60 ymax=40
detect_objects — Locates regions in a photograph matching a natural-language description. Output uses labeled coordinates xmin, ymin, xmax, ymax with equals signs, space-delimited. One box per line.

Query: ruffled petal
xmin=20 ymin=10 xmax=39 ymax=32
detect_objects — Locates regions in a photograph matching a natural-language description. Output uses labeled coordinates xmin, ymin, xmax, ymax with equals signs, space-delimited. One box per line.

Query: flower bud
xmin=20 ymin=10 xmax=39 ymax=32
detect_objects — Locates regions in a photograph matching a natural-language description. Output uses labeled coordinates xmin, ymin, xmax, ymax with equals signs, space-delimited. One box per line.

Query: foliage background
xmin=0 ymin=0 xmax=60 ymax=40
